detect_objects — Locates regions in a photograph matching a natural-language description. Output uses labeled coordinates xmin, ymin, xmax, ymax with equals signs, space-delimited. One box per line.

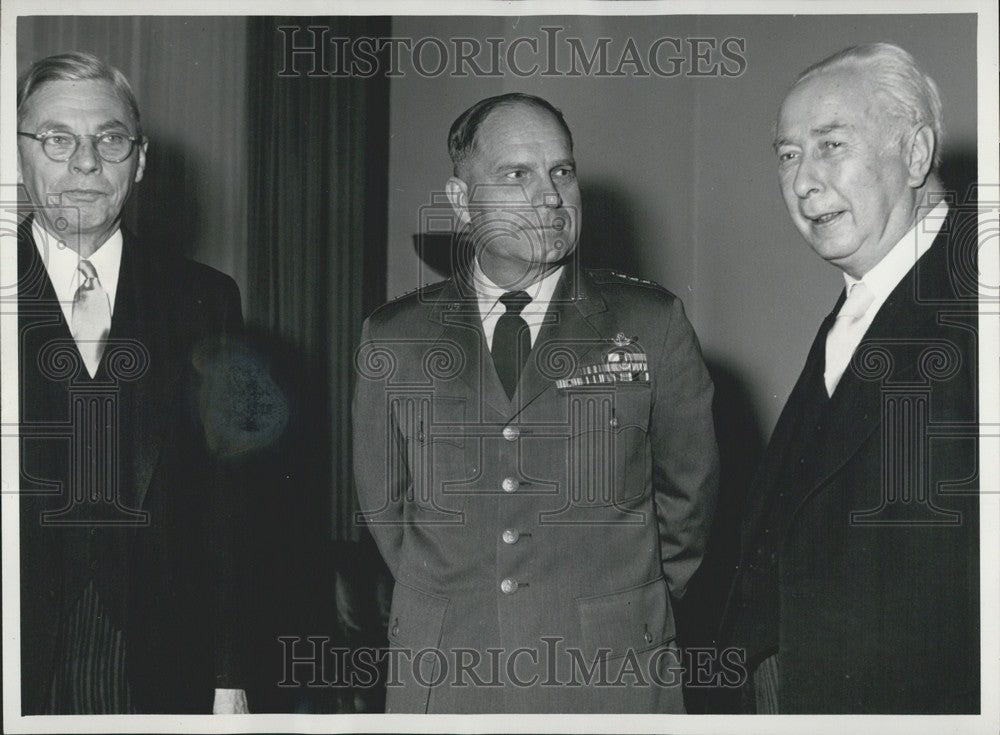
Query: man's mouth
xmin=807 ymin=211 xmax=844 ymax=226
xmin=61 ymin=189 xmax=106 ymax=202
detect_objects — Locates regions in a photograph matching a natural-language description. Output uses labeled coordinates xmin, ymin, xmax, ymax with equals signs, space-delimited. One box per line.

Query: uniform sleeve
xmin=649 ymin=296 xmax=720 ymax=600
xmin=352 ymin=317 xmax=408 ymax=578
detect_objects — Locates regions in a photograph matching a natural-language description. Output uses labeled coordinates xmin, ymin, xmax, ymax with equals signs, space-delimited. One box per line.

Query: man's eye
xmin=46 ymin=134 xmax=74 ymax=146
xmin=100 ymin=133 xmax=127 ymax=145
xmin=505 ymin=170 xmax=527 ymax=180
xmin=778 ymin=150 xmax=798 ymax=163
xmin=823 ymin=140 xmax=845 ymax=151
xmin=553 ymin=167 xmax=575 ymax=178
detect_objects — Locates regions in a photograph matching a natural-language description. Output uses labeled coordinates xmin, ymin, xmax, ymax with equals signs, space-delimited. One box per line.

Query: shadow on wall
xmin=577 ymin=180 xmax=646 ymax=275
xmin=131 ymin=134 xmax=204 ymax=260
xmin=939 ymin=146 xmax=978 ymax=206
xmin=675 ymin=355 xmax=766 ymax=714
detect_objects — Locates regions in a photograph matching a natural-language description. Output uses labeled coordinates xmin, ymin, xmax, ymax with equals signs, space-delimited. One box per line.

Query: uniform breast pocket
xmin=393 ymin=393 xmax=475 ymax=513
xmin=567 ymin=387 xmax=651 ymax=507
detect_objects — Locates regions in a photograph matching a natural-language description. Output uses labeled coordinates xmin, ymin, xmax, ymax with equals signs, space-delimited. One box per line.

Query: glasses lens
xmin=97 ymin=133 xmax=132 ymax=162
xmin=42 ymin=134 xmax=76 ymax=161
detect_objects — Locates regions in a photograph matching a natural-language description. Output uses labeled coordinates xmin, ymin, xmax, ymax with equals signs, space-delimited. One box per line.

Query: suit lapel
xmin=116 ymin=231 xmax=171 ymax=512
xmin=740 ymin=306 xmax=836 ymax=549
xmin=792 ymin=227 xmax=954 ymax=514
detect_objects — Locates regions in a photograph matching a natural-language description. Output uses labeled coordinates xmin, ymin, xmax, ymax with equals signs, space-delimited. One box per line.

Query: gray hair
xmin=17 ymin=51 xmax=143 ymax=136
xmin=793 ymin=42 xmax=943 ymax=169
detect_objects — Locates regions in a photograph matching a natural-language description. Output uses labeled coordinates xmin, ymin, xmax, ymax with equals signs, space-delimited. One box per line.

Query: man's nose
xmin=532 ymin=175 xmax=563 ymax=208
xmin=792 ymin=153 xmax=823 ymax=199
xmin=70 ymin=137 xmax=101 ymax=175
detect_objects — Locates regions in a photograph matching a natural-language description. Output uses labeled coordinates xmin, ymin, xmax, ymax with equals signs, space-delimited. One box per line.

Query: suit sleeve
xmin=352 ymin=317 xmax=408 ymax=578
xmin=201 ymin=275 xmax=249 ymax=690
xmin=649 ymin=296 xmax=720 ymax=601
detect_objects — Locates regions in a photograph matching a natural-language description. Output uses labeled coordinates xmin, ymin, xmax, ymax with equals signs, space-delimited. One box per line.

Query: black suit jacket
xmin=17 ymin=217 xmax=245 ymax=713
xmin=720 ymin=208 xmax=980 ymax=713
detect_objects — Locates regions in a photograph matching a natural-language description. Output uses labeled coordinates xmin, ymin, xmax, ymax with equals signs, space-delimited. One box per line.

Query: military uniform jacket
xmin=353 ymin=264 xmax=720 ymax=713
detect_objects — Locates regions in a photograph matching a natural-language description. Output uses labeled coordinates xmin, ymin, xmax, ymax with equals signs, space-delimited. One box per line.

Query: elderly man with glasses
xmin=16 ymin=51 xmax=248 ymax=715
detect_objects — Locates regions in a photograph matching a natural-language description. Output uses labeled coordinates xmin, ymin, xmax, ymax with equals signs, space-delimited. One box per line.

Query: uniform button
xmin=609 ymin=416 xmax=619 ymax=428
xmin=391 ymin=624 xmax=399 ymax=636
xmin=502 ymin=425 xmax=520 ymax=441
xmin=644 ymin=630 xmax=653 ymax=644
xmin=502 ymin=529 xmax=520 ymax=544
xmin=500 ymin=577 xmax=518 ymax=594
xmin=502 ymin=477 xmax=519 ymax=493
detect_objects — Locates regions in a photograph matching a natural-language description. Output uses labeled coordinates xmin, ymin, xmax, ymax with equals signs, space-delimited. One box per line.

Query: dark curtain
xmin=243 ymin=17 xmax=390 ymax=712
xmin=246 ymin=15 xmax=389 ymax=542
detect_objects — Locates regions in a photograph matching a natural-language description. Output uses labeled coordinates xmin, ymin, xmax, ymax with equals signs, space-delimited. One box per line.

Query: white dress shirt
xmin=33 ymin=219 xmax=123 ymax=325
xmin=472 ymin=258 xmax=565 ymax=350
xmin=824 ymin=200 xmax=948 ymax=393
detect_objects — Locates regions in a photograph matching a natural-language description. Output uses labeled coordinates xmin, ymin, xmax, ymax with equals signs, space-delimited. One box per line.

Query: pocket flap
xmin=575 ymin=577 xmax=675 ymax=660
xmin=387 ymin=581 xmax=449 ymax=650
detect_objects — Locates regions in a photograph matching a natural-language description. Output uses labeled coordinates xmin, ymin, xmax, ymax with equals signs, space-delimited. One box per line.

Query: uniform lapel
xmin=513 ymin=264 xmax=608 ymax=418
xmin=426 ymin=279 xmax=509 ymax=416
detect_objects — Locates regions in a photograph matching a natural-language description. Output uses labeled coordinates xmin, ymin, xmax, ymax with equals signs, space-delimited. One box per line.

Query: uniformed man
xmin=353 ymin=92 xmax=720 ymax=713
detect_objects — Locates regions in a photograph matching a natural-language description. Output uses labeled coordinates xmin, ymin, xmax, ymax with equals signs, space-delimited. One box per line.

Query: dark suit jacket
xmin=720 ymin=210 xmax=980 ymax=713
xmin=353 ymin=264 xmax=720 ymax=713
xmin=17 ymin=217 xmax=245 ymax=714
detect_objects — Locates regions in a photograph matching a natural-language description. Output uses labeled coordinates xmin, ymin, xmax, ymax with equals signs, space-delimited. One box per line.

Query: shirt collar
xmin=471 ymin=256 xmax=565 ymax=321
xmin=32 ymin=218 xmax=124 ymax=315
xmin=844 ymin=200 xmax=948 ymax=301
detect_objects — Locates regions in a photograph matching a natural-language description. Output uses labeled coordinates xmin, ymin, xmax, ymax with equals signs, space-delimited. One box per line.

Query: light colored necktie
xmin=71 ymin=259 xmax=112 ymax=377
xmin=824 ymin=281 xmax=875 ymax=396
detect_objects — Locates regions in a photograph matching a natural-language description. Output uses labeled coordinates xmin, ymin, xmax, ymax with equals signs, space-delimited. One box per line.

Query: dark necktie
xmin=492 ymin=290 xmax=532 ymax=399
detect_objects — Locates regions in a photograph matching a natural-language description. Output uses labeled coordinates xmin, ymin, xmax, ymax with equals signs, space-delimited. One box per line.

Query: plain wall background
xmin=385 ymin=14 xmax=978 ymax=437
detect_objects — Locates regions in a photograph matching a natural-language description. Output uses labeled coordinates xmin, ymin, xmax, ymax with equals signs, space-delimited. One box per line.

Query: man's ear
xmin=905 ymin=124 xmax=935 ymax=187
xmin=445 ymin=176 xmax=471 ymax=228
xmin=134 ymin=139 xmax=148 ymax=184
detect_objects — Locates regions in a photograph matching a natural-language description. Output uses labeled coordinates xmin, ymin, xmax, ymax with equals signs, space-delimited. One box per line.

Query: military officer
xmin=353 ymin=92 xmax=720 ymax=713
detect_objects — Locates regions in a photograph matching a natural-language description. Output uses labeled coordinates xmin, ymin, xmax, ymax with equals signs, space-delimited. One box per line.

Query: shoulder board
xmin=390 ymin=279 xmax=448 ymax=302
xmin=588 ymin=269 xmax=666 ymax=290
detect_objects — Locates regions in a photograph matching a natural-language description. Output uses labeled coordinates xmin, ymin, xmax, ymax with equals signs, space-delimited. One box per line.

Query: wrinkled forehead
xmin=475 ymin=102 xmax=571 ymax=151
xmin=776 ymin=69 xmax=882 ymax=140
xmin=19 ymin=79 xmax=138 ymax=130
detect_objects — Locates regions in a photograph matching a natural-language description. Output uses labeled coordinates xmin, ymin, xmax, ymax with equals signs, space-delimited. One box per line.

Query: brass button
xmin=644 ymin=630 xmax=653 ymax=644
xmin=502 ymin=477 xmax=519 ymax=493
xmin=609 ymin=416 xmax=619 ymax=428
xmin=500 ymin=578 xmax=518 ymax=594
xmin=502 ymin=425 xmax=520 ymax=441
xmin=502 ymin=529 xmax=520 ymax=545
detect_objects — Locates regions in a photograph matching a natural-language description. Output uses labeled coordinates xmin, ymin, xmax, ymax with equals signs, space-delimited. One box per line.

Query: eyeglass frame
xmin=17 ymin=129 xmax=144 ymax=164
